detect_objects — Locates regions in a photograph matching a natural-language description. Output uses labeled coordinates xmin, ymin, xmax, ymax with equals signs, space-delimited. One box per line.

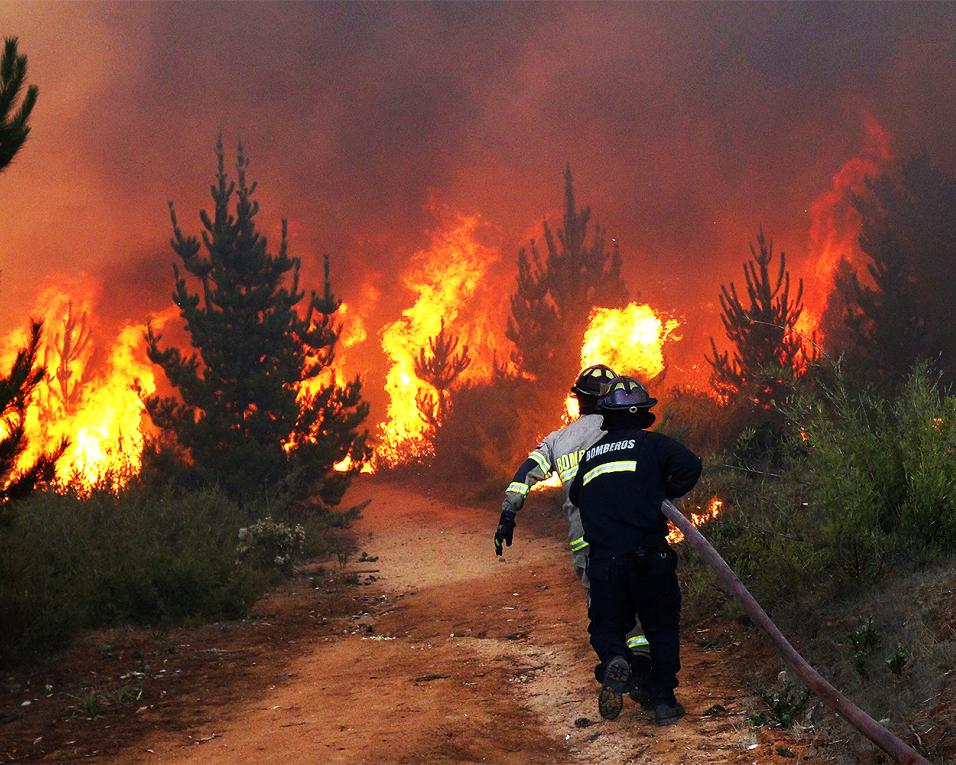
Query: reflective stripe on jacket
xmin=501 ymin=413 xmax=606 ymax=552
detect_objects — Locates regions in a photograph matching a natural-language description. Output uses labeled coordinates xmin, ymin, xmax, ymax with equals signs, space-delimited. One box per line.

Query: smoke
xmin=0 ymin=2 xmax=954 ymax=417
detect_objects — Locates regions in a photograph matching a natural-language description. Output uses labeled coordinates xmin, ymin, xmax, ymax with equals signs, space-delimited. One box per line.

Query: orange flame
xmin=666 ymin=496 xmax=723 ymax=544
xmin=376 ymin=210 xmax=502 ymax=466
xmin=325 ymin=301 xmax=375 ymax=473
xmin=338 ymin=301 xmax=368 ymax=351
xmin=530 ymin=473 xmax=563 ymax=492
xmin=294 ymin=299 xmax=369 ymax=402
xmin=563 ymin=394 xmax=580 ymax=423
xmin=796 ymin=116 xmax=893 ymax=341
xmin=565 ymin=302 xmax=680 ymax=417
xmin=332 ymin=454 xmax=374 ymax=474
xmin=0 ymin=284 xmax=162 ymax=490
xmin=580 ymin=303 xmax=680 ymax=380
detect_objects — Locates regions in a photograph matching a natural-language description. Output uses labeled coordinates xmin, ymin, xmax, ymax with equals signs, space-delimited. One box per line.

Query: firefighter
xmin=568 ymin=376 xmax=702 ymax=726
xmin=493 ymin=364 xmax=653 ymax=701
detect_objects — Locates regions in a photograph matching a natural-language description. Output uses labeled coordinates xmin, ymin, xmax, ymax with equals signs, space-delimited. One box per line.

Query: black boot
xmin=628 ymin=656 xmax=654 ymax=709
xmin=598 ymin=655 xmax=631 ymax=721
xmin=654 ymin=700 xmax=685 ymax=726
xmin=594 ymin=662 xmax=604 ymax=684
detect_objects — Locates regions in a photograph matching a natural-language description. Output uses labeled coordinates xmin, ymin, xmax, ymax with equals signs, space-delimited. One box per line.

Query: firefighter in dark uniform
xmin=569 ymin=376 xmax=702 ymax=726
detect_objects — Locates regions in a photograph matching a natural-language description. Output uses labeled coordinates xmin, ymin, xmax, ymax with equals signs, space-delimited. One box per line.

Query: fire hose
xmin=661 ymin=499 xmax=931 ymax=765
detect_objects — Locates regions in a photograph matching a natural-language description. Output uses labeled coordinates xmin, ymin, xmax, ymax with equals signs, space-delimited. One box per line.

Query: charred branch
xmin=414 ymin=318 xmax=471 ymax=433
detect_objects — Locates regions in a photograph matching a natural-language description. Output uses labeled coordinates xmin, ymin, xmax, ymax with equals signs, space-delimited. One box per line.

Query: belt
xmin=591 ymin=539 xmax=669 ymax=564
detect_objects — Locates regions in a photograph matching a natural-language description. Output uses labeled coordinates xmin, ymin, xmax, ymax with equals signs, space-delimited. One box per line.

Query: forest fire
xmin=376 ymin=211 xmax=503 ymax=467
xmin=795 ymin=117 xmax=893 ymax=342
xmin=0 ymin=119 xmax=919 ymax=493
xmin=0 ymin=285 xmax=159 ymax=490
xmin=666 ymin=496 xmax=723 ymax=544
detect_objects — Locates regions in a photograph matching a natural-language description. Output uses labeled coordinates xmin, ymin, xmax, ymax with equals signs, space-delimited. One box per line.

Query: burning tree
xmin=508 ymin=165 xmax=628 ymax=385
xmin=414 ymin=318 xmax=471 ymax=437
xmin=707 ymin=228 xmax=809 ymax=407
xmin=0 ymin=37 xmax=38 ymax=171
xmin=833 ymin=155 xmax=955 ymax=384
xmin=146 ymin=136 xmax=368 ymax=507
xmin=43 ymin=302 xmax=94 ymax=413
xmin=0 ymin=323 xmax=65 ymax=503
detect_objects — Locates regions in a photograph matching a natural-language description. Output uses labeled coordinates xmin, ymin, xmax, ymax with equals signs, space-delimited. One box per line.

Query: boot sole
xmin=598 ymin=660 xmax=630 ymax=721
xmin=598 ymin=686 xmax=623 ymax=720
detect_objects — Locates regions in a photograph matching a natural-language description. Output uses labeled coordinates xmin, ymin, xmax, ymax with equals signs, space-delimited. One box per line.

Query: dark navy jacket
xmin=568 ymin=428 xmax=702 ymax=556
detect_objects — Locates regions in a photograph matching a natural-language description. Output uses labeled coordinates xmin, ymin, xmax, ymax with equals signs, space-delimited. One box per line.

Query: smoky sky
xmin=0 ymin=1 xmax=954 ymax=404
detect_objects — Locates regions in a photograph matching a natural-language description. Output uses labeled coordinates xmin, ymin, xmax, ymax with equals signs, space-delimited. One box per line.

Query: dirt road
xmin=110 ymin=478 xmax=815 ymax=764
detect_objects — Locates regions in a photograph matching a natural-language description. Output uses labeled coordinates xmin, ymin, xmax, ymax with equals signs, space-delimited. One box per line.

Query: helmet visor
xmin=601 ymin=383 xmax=656 ymax=410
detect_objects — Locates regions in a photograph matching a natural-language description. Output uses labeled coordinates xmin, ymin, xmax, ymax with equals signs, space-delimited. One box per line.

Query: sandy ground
xmin=98 ymin=478 xmax=819 ymax=765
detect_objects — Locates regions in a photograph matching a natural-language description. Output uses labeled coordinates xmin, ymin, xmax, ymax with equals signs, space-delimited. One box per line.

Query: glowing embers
xmin=666 ymin=496 xmax=723 ymax=544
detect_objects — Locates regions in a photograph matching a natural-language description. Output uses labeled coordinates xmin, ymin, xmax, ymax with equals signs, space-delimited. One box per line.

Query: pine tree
xmin=836 ymin=224 xmax=924 ymax=385
xmin=0 ymin=37 xmax=59 ymax=503
xmin=0 ymin=322 xmax=66 ymax=503
xmin=414 ymin=318 xmax=471 ymax=437
xmin=832 ymin=155 xmax=955 ymax=383
xmin=0 ymin=37 xmax=38 ymax=172
xmin=707 ymin=228 xmax=808 ymax=406
xmin=507 ymin=165 xmax=628 ymax=384
xmin=145 ymin=136 xmax=368 ymax=508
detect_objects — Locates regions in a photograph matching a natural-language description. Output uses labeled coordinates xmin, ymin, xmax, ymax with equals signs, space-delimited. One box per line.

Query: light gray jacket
xmin=502 ymin=413 xmax=606 ymax=555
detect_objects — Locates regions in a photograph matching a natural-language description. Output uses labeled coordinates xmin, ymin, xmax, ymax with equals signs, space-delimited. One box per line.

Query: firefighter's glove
xmin=494 ymin=510 xmax=517 ymax=556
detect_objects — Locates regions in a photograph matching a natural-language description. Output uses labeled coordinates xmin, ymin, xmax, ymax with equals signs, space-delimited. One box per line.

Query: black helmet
xmin=599 ymin=375 xmax=657 ymax=412
xmin=570 ymin=364 xmax=617 ymax=398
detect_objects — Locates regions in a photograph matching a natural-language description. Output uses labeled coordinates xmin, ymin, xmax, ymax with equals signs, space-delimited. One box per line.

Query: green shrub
xmin=748 ymin=678 xmax=810 ymax=729
xmin=0 ymin=484 xmax=271 ymax=666
xmin=682 ymin=362 xmax=955 ymax=620
xmin=850 ymin=617 xmax=881 ymax=678
xmin=793 ymin=363 xmax=956 ymax=582
xmin=885 ymin=642 xmax=908 ymax=677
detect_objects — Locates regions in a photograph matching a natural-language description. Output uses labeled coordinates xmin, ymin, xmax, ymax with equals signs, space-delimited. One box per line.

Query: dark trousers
xmin=587 ymin=546 xmax=682 ymax=704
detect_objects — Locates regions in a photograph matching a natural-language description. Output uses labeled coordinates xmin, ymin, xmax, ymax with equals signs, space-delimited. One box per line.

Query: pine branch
xmin=47 ymin=302 xmax=93 ymax=412
xmin=0 ymin=37 xmax=39 ymax=172
xmin=0 ymin=321 xmax=66 ymax=502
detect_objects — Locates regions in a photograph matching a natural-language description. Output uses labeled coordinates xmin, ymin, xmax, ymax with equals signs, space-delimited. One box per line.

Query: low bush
xmin=681 ymin=362 xmax=955 ymax=618
xmin=236 ymin=516 xmax=306 ymax=576
xmin=0 ymin=481 xmax=359 ymax=667
xmin=677 ymin=362 xmax=955 ymax=760
xmin=749 ymin=678 xmax=810 ymax=729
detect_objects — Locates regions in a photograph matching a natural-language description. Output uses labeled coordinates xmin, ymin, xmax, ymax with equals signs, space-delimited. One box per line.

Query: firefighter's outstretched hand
xmin=494 ymin=510 xmax=516 ymax=556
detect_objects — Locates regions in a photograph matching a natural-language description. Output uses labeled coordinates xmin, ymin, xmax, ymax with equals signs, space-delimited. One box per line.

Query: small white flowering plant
xmin=236 ymin=516 xmax=306 ymax=576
